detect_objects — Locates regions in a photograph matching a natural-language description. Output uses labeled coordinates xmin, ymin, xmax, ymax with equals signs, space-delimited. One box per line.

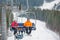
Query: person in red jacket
xmin=11 ymin=20 xmax=18 ymax=35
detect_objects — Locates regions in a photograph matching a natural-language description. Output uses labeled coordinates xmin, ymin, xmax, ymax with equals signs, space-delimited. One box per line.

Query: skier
xmin=23 ymin=19 xmax=32 ymax=35
xmin=11 ymin=20 xmax=18 ymax=35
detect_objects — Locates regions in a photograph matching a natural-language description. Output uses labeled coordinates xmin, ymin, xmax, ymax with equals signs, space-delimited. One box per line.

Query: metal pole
xmin=26 ymin=0 xmax=29 ymax=11
xmin=1 ymin=7 xmax=7 ymax=40
xmin=11 ymin=0 xmax=13 ymax=10
xmin=27 ymin=0 xmax=29 ymax=9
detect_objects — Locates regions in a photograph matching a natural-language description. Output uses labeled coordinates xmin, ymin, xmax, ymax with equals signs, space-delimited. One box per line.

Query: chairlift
xmin=9 ymin=0 xmax=36 ymax=39
xmin=9 ymin=10 xmax=36 ymax=40
xmin=17 ymin=11 xmax=36 ymax=30
xmin=13 ymin=11 xmax=36 ymax=40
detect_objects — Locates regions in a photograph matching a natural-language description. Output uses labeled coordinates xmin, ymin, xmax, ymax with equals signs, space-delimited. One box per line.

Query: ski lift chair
xmin=18 ymin=12 xmax=36 ymax=31
xmin=10 ymin=11 xmax=36 ymax=39
xmin=15 ymin=12 xmax=36 ymax=39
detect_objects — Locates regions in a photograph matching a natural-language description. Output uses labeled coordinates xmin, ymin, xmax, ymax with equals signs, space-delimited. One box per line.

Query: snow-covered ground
xmin=7 ymin=18 xmax=59 ymax=40
xmin=38 ymin=0 xmax=60 ymax=10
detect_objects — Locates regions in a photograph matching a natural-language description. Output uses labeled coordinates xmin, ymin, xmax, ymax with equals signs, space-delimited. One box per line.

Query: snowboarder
xmin=11 ymin=20 xmax=18 ymax=35
xmin=23 ymin=19 xmax=32 ymax=35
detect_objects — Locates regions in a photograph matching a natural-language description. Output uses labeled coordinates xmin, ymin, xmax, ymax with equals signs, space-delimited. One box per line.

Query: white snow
xmin=38 ymin=0 xmax=60 ymax=10
xmin=7 ymin=18 xmax=59 ymax=40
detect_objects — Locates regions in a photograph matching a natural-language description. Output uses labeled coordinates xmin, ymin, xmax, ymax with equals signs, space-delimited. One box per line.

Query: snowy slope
xmin=39 ymin=0 xmax=60 ymax=10
xmin=7 ymin=18 xmax=59 ymax=40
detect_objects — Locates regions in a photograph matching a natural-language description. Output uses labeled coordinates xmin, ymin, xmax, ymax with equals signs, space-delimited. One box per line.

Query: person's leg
xmin=21 ymin=31 xmax=23 ymax=34
xmin=21 ymin=31 xmax=23 ymax=36
xmin=28 ymin=27 xmax=32 ymax=34
xmin=12 ymin=27 xmax=15 ymax=30
xmin=12 ymin=27 xmax=17 ymax=35
xmin=14 ymin=28 xmax=17 ymax=35
xmin=12 ymin=27 xmax=15 ymax=35
xmin=25 ymin=27 xmax=29 ymax=34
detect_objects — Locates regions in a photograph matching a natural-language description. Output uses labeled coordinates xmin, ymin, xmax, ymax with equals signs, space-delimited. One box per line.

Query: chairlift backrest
xmin=18 ymin=23 xmax=35 ymax=27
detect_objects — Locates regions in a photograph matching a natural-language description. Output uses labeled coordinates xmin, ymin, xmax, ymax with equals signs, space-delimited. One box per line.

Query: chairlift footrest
xmin=31 ymin=27 xmax=36 ymax=30
xmin=15 ymin=35 xmax=23 ymax=39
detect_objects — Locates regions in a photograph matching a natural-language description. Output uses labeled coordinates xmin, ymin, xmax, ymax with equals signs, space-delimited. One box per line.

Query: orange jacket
xmin=23 ymin=21 xmax=32 ymax=27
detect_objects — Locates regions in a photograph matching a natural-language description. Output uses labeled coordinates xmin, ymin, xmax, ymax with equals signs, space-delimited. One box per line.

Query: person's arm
xmin=30 ymin=23 xmax=32 ymax=27
xmin=15 ymin=23 xmax=18 ymax=27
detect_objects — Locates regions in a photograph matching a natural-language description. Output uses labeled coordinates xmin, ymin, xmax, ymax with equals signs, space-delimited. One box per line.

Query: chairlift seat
xmin=18 ymin=23 xmax=36 ymax=30
xmin=10 ymin=23 xmax=36 ymax=31
xmin=18 ymin=23 xmax=24 ymax=28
